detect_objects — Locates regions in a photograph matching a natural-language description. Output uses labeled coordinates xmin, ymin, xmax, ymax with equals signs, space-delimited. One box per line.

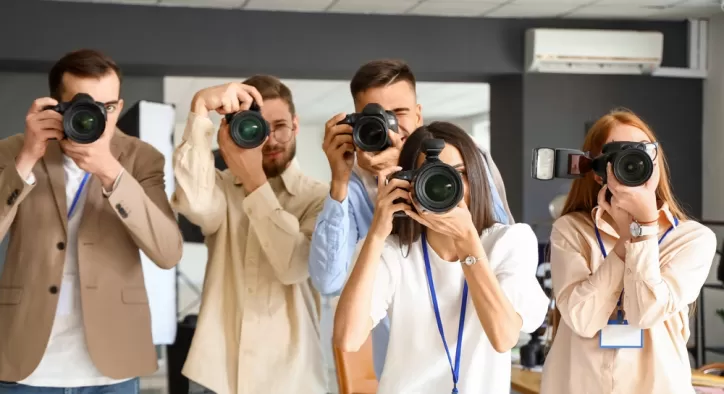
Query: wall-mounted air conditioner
xmin=525 ymin=28 xmax=664 ymax=75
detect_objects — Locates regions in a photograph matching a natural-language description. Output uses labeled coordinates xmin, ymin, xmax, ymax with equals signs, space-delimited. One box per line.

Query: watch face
xmin=630 ymin=222 xmax=641 ymax=237
xmin=465 ymin=256 xmax=475 ymax=265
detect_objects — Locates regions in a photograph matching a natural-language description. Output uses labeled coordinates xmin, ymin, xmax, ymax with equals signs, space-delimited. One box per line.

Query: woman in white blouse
xmin=333 ymin=122 xmax=549 ymax=394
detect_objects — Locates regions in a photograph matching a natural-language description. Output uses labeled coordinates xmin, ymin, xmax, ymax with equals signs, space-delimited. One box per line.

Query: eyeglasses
xmin=270 ymin=124 xmax=293 ymax=143
xmin=640 ymin=141 xmax=659 ymax=160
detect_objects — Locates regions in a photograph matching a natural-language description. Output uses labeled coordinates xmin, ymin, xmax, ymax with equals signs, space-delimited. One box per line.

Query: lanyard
xmin=594 ymin=217 xmax=678 ymax=321
xmin=421 ymin=232 xmax=467 ymax=394
xmin=68 ymin=173 xmax=90 ymax=219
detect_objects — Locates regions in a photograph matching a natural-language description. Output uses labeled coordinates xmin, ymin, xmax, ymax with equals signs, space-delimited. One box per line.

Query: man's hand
xmin=17 ymin=98 xmax=65 ymax=178
xmin=322 ymin=113 xmax=355 ymax=202
xmin=218 ymin=119 xmax=266 ymax=194
xmin=190 ymin=82 xmax=263 ymax=118
xmin=61 ymin=130 xmax=123 ymax=190
xmin=356 ymin=130 xmax=404 ymax=176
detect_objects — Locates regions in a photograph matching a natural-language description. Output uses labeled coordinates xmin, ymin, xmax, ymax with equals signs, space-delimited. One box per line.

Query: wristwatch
xmin=630 ymin=221 xmax=659 ymax=238
xmin=462 ymin=255 xmax=481 ymax=266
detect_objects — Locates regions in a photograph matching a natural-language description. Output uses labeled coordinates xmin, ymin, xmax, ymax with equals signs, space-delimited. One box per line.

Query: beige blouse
xmin=541 ymin=204 xmax=716 ymax=394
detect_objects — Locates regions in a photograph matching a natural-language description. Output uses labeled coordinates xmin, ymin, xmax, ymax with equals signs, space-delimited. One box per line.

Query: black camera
xmin=391 ymin=138 xmax=464 ymax=217
xmin=224 ymin=101 xmax=270 ymax=149
xmin=531 ymin=141 xmax=656 ymax=187
xmin=337 ymin=103 xmax=399 ymax=152
xmin=46 ymin=93 xmax=107 ymax=144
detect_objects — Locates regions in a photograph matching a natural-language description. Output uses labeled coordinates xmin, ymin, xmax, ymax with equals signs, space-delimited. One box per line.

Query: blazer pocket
xmin=0 ymin=287 xmax=23 ymax=305
xmin=121 ymin=288 xmax=149 ymax=304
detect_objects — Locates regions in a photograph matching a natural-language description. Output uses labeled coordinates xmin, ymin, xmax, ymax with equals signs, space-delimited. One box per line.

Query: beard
xmin=262 ymin=138 xmax=296 ymax=179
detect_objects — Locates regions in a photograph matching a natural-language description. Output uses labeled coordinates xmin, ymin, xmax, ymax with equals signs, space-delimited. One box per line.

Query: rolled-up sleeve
xmin=622 ymin=224 xmax=716 ymax=329
xmin=491 ymin=224 xmax=549 ymax=333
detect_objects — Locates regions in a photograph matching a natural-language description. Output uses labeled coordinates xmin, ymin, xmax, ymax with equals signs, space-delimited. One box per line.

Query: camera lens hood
xmin=413 ymin=163 xmax=464 ymax=213
xmin=612 ymin=148 xmax=653 ymax=187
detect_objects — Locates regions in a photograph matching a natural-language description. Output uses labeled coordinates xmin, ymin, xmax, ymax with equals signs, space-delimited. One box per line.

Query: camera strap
xmin=421 ymin=232 xmax=467 ymax=394
xmin=593 ymin=217 xmax=677 ymax=320
xmin=68 ymin=173 xmax=90 ymax=220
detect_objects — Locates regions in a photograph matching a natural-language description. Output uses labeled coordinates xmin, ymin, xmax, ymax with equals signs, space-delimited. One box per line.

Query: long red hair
xmin=560 ymin=109 xmax=688 ymax=220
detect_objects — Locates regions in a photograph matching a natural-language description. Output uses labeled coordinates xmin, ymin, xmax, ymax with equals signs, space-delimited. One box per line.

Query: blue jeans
xmin=0 ymin=378 xmax=139 ymax=394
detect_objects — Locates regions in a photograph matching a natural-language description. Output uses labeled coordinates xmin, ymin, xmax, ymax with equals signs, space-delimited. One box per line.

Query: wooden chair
xmin=333 ymin=334 xmax=378 ymax=394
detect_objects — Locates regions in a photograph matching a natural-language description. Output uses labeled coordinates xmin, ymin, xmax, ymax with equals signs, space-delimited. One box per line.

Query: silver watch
xmin=630 ymin=221 xmax=659 ymax=238
xmin=462 ymin=255 xmax=480 ymax=266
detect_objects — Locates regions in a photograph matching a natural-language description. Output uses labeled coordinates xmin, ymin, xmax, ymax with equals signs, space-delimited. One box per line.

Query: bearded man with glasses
xmin=172 ymin=75 xmax=329 ymax=394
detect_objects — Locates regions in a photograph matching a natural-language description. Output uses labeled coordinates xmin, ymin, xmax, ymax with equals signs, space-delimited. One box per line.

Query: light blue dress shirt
xmin=309 ymin=152 xmax=510 ymax=378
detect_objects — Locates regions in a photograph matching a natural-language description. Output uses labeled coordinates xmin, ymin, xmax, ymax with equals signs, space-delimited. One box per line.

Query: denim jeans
xmin=0 ymin=378 xmax=139 ymax=394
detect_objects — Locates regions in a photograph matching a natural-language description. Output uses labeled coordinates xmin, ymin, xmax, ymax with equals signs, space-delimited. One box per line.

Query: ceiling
xmin=164 ymin=77 xmax=489 ymax=126
xmin=49 ymin=0 xmax=723 ymax=20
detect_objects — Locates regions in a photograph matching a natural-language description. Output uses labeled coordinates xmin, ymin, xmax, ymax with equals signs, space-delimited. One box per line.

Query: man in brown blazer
xmin=0 ymin=49 xmax=182 ymax=394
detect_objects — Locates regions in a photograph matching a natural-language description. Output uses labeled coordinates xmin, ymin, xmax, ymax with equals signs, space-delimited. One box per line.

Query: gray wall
xmin=491 ymin=74 xmax=703 ymax=239
xmin=0 ymin=72 xmax=163 ymax=272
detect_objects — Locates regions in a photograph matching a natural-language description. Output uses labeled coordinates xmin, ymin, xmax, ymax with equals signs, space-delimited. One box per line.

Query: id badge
xmin=599 ymin=319 xmax=643 ymax=349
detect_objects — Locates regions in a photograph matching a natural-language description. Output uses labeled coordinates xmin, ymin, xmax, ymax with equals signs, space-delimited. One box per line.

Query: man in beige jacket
xmin=0 ymin=49 xmax=182 ymax=394
xmin=172 ymin=76 xmax=328 ymax=394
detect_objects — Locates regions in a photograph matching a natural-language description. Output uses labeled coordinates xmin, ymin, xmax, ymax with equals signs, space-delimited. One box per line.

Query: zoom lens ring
xmin=413 ymin=163 xmax=464 ymax=213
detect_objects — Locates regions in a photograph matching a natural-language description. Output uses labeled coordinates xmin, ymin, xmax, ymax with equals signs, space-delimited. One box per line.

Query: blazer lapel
xmin=42 ymin=141 xmax=68 ymax=235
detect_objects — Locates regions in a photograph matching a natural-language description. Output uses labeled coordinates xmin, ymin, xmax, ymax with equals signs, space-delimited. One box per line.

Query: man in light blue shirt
xmin=309 ymin=59 xmax=514 ymax=379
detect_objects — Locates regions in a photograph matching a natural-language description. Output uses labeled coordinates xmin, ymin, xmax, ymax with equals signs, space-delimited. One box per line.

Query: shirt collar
xmin=234 ymin=161 xmax=301 ymax=196
xmin=591 ymin=202 xmax=678 ymax=238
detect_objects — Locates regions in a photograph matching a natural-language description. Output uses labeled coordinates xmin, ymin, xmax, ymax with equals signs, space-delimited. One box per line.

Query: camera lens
xmin=64 ymin=104 xmax=106 ymax=144
xmin=612 ymin=149 xmax=653 ymax=187
xmin=414 ymin=164 xmax=464 ymax=213
xmin=353 ymin=117 xmax=389 ymax=152
xmin=228 ymin=111 xmax=269 ymax=149
xmin=424 ymin=173 xmax=456 ymax=203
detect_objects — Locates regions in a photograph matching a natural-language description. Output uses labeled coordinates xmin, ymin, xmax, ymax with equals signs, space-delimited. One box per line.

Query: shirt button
xmin=57 ymin=242 xmax=65 ymax=250
xmin=626 ymin=268 xmax=632 ymax=275
xmin=49 ymin=286 xmax=58 ymax=294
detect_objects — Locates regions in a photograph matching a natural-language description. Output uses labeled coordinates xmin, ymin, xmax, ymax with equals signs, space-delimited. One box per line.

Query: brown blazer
xmin=0 ymin=130 xmax=183 ymax=382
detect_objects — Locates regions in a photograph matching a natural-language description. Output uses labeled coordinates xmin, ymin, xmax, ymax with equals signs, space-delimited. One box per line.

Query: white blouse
xmin=358 ymin=223 xmax=549 ymax=394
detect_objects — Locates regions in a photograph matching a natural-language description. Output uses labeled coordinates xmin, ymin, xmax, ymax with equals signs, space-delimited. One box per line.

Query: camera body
xmin=531 ymin=141 xmax=654 ymax=188
xmin=46 ymin=93 xmax=107 ymax=144
xmin=391 ymin=138 xmax=464 ymax=217
xmin=337 ymin=103 xmax=399 ymax=152
xmin=224 ymin=101 xmax=270 ymax=149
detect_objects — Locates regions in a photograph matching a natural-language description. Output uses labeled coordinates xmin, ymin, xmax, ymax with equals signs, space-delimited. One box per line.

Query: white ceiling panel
xmin=328 ymin=0 xmax=420 ymax=14
xmin=245 ymin=0 xmax=335 ymax=12
xmin=159 ymin=0 xmax=245 ymax=8
xmin=593 ymin=0 xmax=680 ymax=5
xmin=564 ymin=5 xmax=660 ymax=18
xmin=648 ymin=3 xmax=724 ymax=18
xmin=408 ymin=1 xmax=502 ymax=17
xmin=510 ymin=0 xmax=596 ymax=3
xmin=485 ymin=3 xmax=579 ymax=17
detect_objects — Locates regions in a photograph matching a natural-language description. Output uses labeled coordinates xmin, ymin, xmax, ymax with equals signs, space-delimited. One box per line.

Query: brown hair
xmin=549 ymin=109 xmax=692 ymax=341
xmin=242 ymin=75 xmax=296 ymax=116
xmin=48 ymin=49 xmax=122 ymax=100
xmin=391 ymin=122 xmax=496 ymax=251
xmin=350 ymin=59 xmax=416 ymax=102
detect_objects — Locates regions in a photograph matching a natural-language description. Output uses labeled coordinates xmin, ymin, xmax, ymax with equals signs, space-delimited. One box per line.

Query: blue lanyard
xmin=68 ymin=173 xmax=90 ymax=219
xmin=421 ymin=232 xmax=467 ymax=394
xmin=594 ymin=217 xmax=678 ymax=321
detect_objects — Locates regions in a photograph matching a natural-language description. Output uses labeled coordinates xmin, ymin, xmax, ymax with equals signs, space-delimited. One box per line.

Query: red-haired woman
xmin=540 ymin=109 xmax=716 ymax=394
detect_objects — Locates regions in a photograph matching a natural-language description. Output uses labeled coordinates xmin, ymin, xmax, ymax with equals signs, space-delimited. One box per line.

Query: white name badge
xmin=599 ymin=320 xmax=643 ymax=349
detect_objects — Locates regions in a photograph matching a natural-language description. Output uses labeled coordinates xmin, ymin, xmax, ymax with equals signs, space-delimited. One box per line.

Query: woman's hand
xmin=368 ymin=166 xmax=411 ymax=239
xmin=597 ymin=183 xmax=633 ymax=238
xmin=606 ymin=162 xmax=659 ymax=224
xmin=406 ymin=199 xmax=478 ymax=242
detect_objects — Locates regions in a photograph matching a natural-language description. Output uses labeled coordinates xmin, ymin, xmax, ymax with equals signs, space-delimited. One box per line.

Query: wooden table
xmin=510 ymin=367 xmax=724 ymax=394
